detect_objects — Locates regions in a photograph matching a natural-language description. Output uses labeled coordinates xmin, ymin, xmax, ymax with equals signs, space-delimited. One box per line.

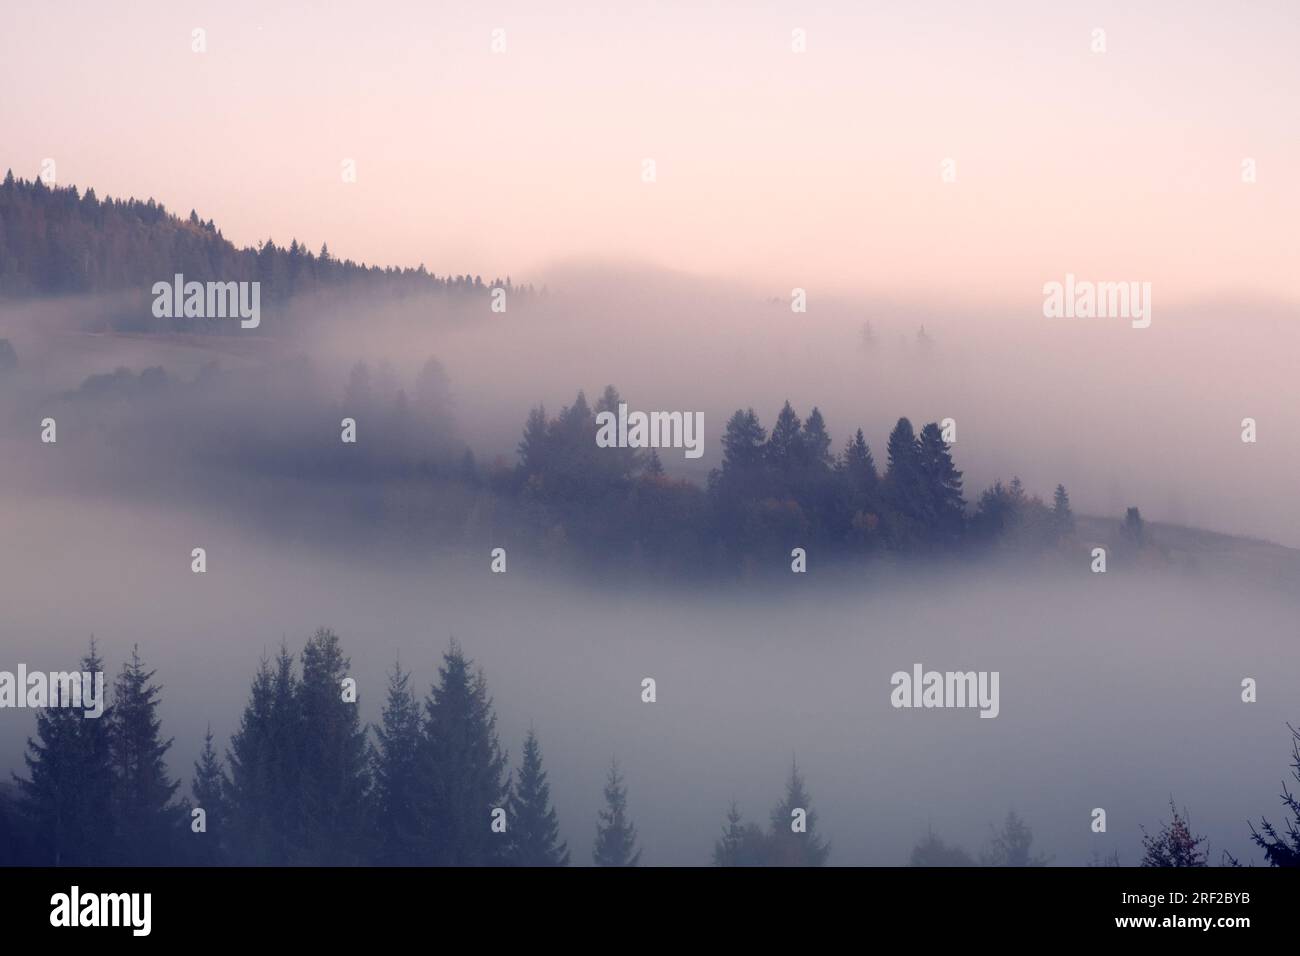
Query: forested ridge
xmin=0 ymin=171 xmax=532 ymax=307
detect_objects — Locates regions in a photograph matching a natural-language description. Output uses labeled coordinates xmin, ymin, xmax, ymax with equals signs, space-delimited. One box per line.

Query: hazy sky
xmin=3 ymin=1 xmax=1297 ymax=301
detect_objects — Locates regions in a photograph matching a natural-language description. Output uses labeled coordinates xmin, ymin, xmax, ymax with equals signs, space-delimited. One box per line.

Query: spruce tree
xmin=422 ymin=640 xmax=510 ymax=865
xmin=720 ymin=408 xmax=767 ymax=473
xmin=593 ymin=760 xmax=641 ymax=866
xmin=372 ymin=659 xmax=424 ymax=865
xmin=191 ymin=725 xmax=228 ymax=864
xmin=15 ymin=639 xmax=115 ymax=865
xmin=296 ymin=628 xmax=370 ymax=864
xmin=1140 ymin=800 xmax=1207 ymax=867
xmin=765 ymin=401 xmax=804 ymax=480
xmin=883 ymin=417 xmax=923 ymax=545
xmin=1249 ymin=723 xmax=1300 ymax=867
xmin=840 ymin=429 xmax=878 ymax=495
xmin=910 ymin=829 xmax=975 ymax=866
xmin=979 ymin=810 xmax=1050 ymax=866
xmin=767 ymin=760 xmax=830 ymax=866
xmin=917 ymin=422 xmax=966 ymax=545
xmin=505 ymin=728 xmax=569 ymax=866
xmin=1052 ymin=484 xmax=1075 ymax=537
xmin=110 ymin=646 xmax=183 ymax=864
xmin=800 ymin=407 xmax=833 ymax=469
xmin=713 ymin=802 xmax=770 ymax=866
xmin=224 ymin=657 xmax=280 ymax=864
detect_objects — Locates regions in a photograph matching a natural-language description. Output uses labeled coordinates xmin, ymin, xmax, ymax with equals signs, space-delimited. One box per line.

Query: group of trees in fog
xmin=0 ymin=172 xmax=535 ymax=312
xmin=3 ymin=636 xmax=1297 ymax=867
xmin=30 ymin=356 xmax=1150 ymax=576
xmin=502 ymin=386 xmax=1081 ymax=574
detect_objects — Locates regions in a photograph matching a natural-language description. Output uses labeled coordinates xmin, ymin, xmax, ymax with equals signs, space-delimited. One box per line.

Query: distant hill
xmin=1076 ymin=514 xmax=1300 ymax=589
xmin=0 ymin=170 xmax=532 ymax=310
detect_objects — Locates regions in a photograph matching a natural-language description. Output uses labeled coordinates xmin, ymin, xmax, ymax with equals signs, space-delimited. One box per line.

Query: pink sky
xmin=3 ymin=0 xmax=1297 ymax=302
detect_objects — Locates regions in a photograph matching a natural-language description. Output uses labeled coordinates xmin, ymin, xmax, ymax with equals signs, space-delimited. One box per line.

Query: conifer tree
xmin=917 ymin=422 xmax=966 ymax=545
xmin=1249 ymin=723 xmax=1300 ymax=867
xmin=979 ymin=810 xmax=1050 ymax=866
xmin=422 ymin=640 xmax=510 ymax=865
xmin=883 ymin=417 xmax=924 ymax=544
xmin=909 ymin=829 xmax=975 ymax=866
xmin=1140 ymin=799 xmax=1207 ymax=867
xmin=593 ymin=760 xmax=641 ymax=866
xmin=110 ymin=646 xmax=183 ymax=864
xmin=800 ymin=407 xmax=833 ymax=469
xmin=15 ymin=639 xmax=115 ymax=865
xmin=505 ymin=728 xmax=569 ymax=866
xmin=713 ymin=802 xmax=770 ymax=866
xmin=766 ymin=401 xmax=804 ymax=479
xmin=643 ymin=448 xmax=665 ymax=477
xmin=720 ymin=409 xmax=767 ymax=473
xmin=296 ymin=628 xmax=370 ymax=865
xmin=224 ymin=656 xmax=281 ymax=864
xmin=372 ymin=659 xmax=424 ymax=865
xmin=766 ymin=760 xmax=830 ymax=866
xmin=191 ymin=725 xmax=228 ymax=864
xmin=1052 ymin=484 xmax=1075 ymax=537
xmin=840 ymin=429 xmax=878 ymax=495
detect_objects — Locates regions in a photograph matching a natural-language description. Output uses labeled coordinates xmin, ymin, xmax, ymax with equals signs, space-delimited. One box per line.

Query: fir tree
xmin=191 ymin=726 xmax=228 ymax=864
xmin=1052 ymin=484 xmax=1075 ymax=537
xmin=1140 ymin=799 xmax=1208 ymax=867
xmin=296 ymin=628 xmax=370 ymax=865
xmin=505 ymin=728 xmax=569 ymax=866
xmin=422 ymin=640 xmax=510 ymax=865
xmin=917 ymin=422 xmax=965 ymax=544
xmin=766 ymin=401 xmax=804 ymax=478
xmin=910 ymin=829 xmax=975 ymax=866
xmin=372 ymin=659 xmax=424 ymax=865
xmin=593 ymin=760 xmax=641 ymax=866
xmin=979 ymin=810 xmax=1050 ymax=866
xmin=800 ymin=407 xmax=833 ymax=469
xmin=713 ymin=802 xmax=770 ymax=866
xmin=15 ymin=639 xmax=115 ymax=865
xmin=1248 ymin=723 xmax=1300 ymax=867
xmin=766 ymin=760 xmax=830 ymax=866
xmin=224 ymin=656 xmax=281 ymax=864
xmin=110 ymin=646 xmax=183 ymax=864
xmin=720 ymin=408 xmax=767 ymax=473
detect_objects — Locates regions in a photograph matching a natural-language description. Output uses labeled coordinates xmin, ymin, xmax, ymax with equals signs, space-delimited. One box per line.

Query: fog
xmin=1 ymin=268 xmax=1298 ymax=864
xmin=0 ymin=493 xmax=1296 ymax=865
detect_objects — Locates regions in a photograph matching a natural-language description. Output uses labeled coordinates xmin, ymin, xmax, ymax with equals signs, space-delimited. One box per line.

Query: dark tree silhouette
xmin=713 ymin=802 xmax=770 ymax=866
xmin=979 ymin=810 xmax=1050 ymax=866
xmin=1249 ymin=723 xmax=1300 ymax=867
xmin=1140 ymin=799 xmax=1208 ymax=867
xmin=371 ymin=660 xmax=424 ymax=865
xmin=910 ymin=830 xmax=975 ymax=866
xmin=505 ymin=728 xmax=569 ymax=866
xmin=421 ymin=640 xmax=510 ymax=866
xmin=593 ymin=760 xmax=641 ymax=866
xmin=190 ymin=725 xmax=228 ymax=865
xmin=766 ymin=760 xmax=830 ymax=866
xmin=15 ymin=640 xmax=115 ymax=865
xmin=110 ymin=646 xmax=184 ymax=865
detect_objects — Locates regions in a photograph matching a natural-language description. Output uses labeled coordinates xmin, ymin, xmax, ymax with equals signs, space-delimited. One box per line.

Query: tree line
xmin=2 ymin=635 xmax=1296 ymax=867
xmin=497 ymin=385 xmax=1082 ymax=574
xmin=0 ymin=171 xmax=535 ymax=308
